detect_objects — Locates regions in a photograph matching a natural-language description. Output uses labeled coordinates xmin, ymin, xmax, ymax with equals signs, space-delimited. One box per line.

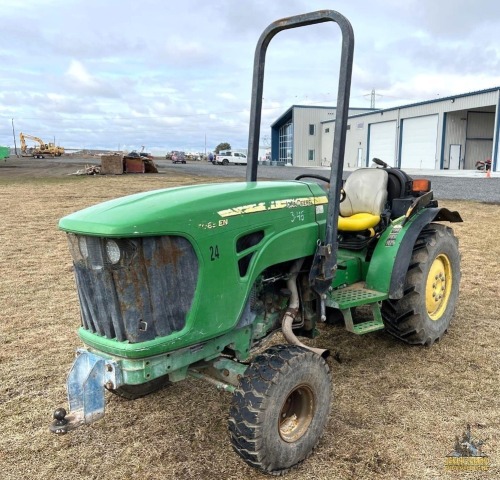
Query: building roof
xmin=271 ymin=104 xmax=377 ymax=128
xmin=321 ymin=85 xmax=500 ymax=124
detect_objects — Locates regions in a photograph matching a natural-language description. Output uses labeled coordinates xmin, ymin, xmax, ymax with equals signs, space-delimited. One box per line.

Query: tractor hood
xmin=59 ymin=181 xmax=327 ymax=237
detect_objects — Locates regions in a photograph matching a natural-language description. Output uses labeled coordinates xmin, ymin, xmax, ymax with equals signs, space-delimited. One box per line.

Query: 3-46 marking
xmin=291 ymin=210 xmax=305 ymax=223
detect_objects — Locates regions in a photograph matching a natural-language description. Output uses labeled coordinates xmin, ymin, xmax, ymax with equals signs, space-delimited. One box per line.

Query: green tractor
xmin=50 ymin=11 xmax=462 ymax=475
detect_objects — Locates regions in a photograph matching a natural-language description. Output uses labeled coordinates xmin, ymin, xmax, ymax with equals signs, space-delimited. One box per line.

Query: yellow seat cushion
xmin=338 ymin=212 xmax=380 ymax=232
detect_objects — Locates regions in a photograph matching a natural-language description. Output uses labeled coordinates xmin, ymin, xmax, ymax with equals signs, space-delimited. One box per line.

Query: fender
xmin=365 ymin=207 xmax=462 ymax=299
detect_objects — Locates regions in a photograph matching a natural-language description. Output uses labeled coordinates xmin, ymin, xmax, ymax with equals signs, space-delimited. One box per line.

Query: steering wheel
xmin=295 ymin=174 xmax=330 ymax=183
xmin=295 ymin=174 xmax=346 ymax=203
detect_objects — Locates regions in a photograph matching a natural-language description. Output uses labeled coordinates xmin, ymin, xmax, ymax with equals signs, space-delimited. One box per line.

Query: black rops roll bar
xmin=245 ymin=10 xmax=354 ymax=295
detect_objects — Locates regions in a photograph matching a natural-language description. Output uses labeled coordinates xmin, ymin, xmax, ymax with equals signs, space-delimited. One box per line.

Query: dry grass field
xmin=1 ymin=163 xmax=499 ymax=479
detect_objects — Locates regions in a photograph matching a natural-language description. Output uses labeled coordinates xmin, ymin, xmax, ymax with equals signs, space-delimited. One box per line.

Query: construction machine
xmin=19 ymin=132 xmax=64 ymax=158
xmin=50 ymin=11 xmax=462 ymax=475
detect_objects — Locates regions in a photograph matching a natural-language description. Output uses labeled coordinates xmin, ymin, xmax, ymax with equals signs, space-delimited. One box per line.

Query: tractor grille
xmin=67 ymin=234 xmax=199 ymax=343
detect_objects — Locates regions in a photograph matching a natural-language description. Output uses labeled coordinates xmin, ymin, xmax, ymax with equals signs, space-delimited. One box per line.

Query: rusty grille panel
xmin=69 ymin=234 xmax=199 ymax=343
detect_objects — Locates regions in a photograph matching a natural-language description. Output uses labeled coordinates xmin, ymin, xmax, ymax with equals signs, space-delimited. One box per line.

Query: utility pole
xmin=364 ymin=89 xmax=381 ymax=109
xmin=12 ymin=118 xmax=18 ymax=156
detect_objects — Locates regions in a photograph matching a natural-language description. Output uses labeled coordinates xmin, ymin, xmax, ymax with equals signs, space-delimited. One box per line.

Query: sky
xmin=1 ymin=0 xmax=500 ymax=155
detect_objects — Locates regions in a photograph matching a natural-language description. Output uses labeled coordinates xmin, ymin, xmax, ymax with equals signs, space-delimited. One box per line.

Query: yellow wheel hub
xmin=425 ymin=254 xmax=452 ymax=320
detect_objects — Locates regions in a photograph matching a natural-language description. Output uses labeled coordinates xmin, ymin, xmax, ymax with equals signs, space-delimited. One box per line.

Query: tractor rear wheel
xmin=228 ymin=345 xmax=331 ymax=475
xmin=108 ymin=375 xmax=170 ymax=400
xmin=382 ymin=223 xmax=460 ymax=345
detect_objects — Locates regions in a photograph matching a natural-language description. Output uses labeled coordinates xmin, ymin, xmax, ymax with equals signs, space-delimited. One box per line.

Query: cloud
xmin=66 ymin=60 xmax=99 ymax=88
xmin=409 ymin=0 xmax=500 ymax=37
xmin=161 ymin=39 xmax=213 ymax=66
xmin=63 ymin=60 xmax=119 ymax=98
xmin=386 ymin=72 xmax=500 ymax=104
xmin=216 ymin=92 xmax=238 ymax=101
xmin=1 ymin=0 xmax=500 ymax=152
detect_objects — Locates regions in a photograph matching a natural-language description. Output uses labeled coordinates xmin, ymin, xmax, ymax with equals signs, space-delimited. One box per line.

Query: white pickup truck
xmin=215 ymin=150 xmax=247 ymax=165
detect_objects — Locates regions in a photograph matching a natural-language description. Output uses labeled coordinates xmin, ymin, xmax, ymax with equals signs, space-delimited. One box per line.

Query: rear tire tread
xmin=382 ymin=224 xmax=460 ymax=345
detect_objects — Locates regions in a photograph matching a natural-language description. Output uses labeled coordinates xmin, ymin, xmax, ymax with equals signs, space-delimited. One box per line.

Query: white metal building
xmin=270 ymin=105 xmax=375 ymax=166
xmin=272 ymin=87 xmax=500 ymax=171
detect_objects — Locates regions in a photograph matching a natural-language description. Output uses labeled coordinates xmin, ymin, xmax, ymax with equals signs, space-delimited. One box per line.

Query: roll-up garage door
xmin=464 ymin=111 xmax=494 ymax=169
xmin=400 ymin=114 xmax=438 ymax=169
xmin=368 ymin=121 xmax=397 ymax=166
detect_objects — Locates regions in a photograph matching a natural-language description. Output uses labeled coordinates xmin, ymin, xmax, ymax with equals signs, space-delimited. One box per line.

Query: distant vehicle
xmin=19 ymin=132 xmax=64 ymax=158
xmin=216 ymin=150 xmax=247 ymax=165
xmin=169 ymin=151 xmax=186 ymax=164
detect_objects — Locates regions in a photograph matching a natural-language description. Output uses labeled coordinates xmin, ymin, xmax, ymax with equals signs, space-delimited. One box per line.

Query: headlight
xmin=105 ymin=239 xmax=121 ymax=264
xmin=78 ymin=236 xmax=89 ymax=259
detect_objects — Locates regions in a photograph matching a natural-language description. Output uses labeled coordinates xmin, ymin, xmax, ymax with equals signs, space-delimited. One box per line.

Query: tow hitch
xmin=50 ymin=349 xmax=122 ymax=434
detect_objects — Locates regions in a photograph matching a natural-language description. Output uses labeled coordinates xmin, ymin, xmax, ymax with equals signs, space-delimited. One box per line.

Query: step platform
xmin=325 ymin=283 xmax=388 ymax=334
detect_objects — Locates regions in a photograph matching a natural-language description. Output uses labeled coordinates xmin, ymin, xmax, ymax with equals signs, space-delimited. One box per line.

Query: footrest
xmin=325 ymin=283 xmax=388 ymax=309
xmin=352 ymin=319 xmax=385 ymax=334
xmin=326 ymin=283 xmax=388 ymax=335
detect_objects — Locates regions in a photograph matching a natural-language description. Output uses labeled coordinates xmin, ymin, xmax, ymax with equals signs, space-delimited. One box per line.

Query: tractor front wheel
xmin=228 ymin=345 xmax=331 ymax=475
xmin=382 ymin=223 xmax=460 ymax=345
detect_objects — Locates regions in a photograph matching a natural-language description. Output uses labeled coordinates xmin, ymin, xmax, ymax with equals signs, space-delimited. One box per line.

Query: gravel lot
xmin=2 ymin=155 xmax=499 ymax=203
xmin=157 ymin=160 xmax=500 ymax=204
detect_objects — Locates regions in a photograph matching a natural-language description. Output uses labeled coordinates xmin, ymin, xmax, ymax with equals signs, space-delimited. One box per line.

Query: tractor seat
xmin=338 ymin=168 xmax=388 ymax=232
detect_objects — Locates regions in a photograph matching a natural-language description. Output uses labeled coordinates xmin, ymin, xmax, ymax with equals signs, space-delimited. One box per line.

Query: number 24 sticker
xmin=210 ymin=245 xmax=220 ymax=261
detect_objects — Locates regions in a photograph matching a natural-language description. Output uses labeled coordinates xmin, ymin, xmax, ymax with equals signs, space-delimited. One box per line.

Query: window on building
xmin=309 ymin=124 xmax=315 ymax=135
xmin=278 ymin=120 xmax=293 ymax=164
xmin=325 ymin=127 xmax=330 ymax=133
xmin=308 ymin=149 xmax=315 ymax=161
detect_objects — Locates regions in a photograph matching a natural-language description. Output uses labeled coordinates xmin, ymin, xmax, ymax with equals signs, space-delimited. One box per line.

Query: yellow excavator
xmin=19 ymin=132 xmax=65 ymax=158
